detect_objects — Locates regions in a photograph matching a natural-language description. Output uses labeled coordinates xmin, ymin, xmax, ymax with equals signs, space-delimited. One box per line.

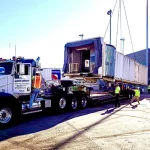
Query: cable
xmin=103 ymin=0 xmax=119 ymax=39
xmin=115 ymin=3 xmax=120 ymax=47
xmin=121 ymin=0 xmax=135 ymax=52
xmin=119 ymin=0 xmax=123 ymax=53
xmin=119 ymin=0 xmax=122 ymax=41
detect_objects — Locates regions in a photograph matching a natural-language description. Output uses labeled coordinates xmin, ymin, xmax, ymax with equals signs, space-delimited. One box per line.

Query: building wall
xmin=126 ymin=49 xmax=150 ymax=84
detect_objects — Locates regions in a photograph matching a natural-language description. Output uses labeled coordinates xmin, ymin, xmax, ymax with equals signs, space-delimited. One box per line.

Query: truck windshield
xmin=0 ymin=62 xmax=13 ymax=75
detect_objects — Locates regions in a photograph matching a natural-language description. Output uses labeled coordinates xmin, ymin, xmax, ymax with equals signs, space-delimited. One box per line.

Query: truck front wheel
xmin=0 ymin=103 xmax=20 ymax=128
xmin=0 ymin=108 xmax=12 ymax=124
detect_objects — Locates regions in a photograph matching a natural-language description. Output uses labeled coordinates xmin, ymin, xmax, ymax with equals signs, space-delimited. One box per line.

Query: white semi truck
xmin=0 ymin=57 xmax=52 ymax=127
xmin=0 ymin=56 xmax=102 ymax=128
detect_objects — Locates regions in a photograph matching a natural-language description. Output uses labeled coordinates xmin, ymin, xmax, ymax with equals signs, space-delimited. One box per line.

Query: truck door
xmin=13 ymin=63 xmax=32 ymax=94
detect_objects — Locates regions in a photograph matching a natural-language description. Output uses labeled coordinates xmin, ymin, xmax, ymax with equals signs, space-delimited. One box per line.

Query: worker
xmin=130 ymin=86 xmax=140 ymax=105
xmin=29 ymin=71 xmax=42 ymax=109
xmin=114 ymin=83 xmax=121 ymax=108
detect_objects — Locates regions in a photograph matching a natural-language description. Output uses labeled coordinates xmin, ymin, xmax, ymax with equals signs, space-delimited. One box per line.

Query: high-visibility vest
xmin=115 ymin=86 xmax=120 ymax=94
xmin=32 ymin=75 xmax=42 ymax=88
xmin=134 ymin=89 xmax=140 ymax=97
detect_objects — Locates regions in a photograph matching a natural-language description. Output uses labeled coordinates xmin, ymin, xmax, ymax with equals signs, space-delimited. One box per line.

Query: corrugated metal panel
xmin=126 ymin=49 xmax=150 ymax=84
xmin=134 ymin=62 xmax=139 ymax=82
xmin=115 ymin=52 xmax=148 ymax=85
xmin=115 ymin=52 xmax=124 ymax=79
xmin=122 ymin=55 xmax=128 ymax=80
xmin=137 ymin=64 xmax=148 ymax=85
xmin=129 ymin=59 xmax=135 ymax=81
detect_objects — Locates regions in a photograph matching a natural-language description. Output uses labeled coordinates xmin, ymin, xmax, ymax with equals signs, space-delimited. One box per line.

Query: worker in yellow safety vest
xmin=29 ymin=71 xmax=42 ymax=108
xmin=130 ymin=86 xmax=140 ymax=106
xmin=114 ymin=83 xmax=121 ymax=108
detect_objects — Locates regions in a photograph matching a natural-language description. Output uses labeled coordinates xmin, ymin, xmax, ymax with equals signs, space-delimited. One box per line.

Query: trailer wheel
xmin=80 ymin=96 xmax=88 ymax=109
xmin=128 ymin=93 xmax=130 ymax=99
xmin=0 ymin=103 xmax=20 ymax=128
xmin=70 ymin=97 xmax=78 ymax=110
xmin=59 ymin=98 xmax=67 ymax=109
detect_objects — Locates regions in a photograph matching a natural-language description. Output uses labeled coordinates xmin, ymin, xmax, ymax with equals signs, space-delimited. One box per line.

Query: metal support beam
xmin=79 ymin=34 xmax=84 ymax=40
xmin=107 ymin=9 xmax=112 ymax=45
xmin=146 ymin=0 xmax=149 ymax=85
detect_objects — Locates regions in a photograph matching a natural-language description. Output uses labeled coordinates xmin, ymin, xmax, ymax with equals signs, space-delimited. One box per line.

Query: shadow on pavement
xmin=101 ymin=108 xmax=115 ymax=115
xmin=0 ymin=94 xmax=149 ymax=149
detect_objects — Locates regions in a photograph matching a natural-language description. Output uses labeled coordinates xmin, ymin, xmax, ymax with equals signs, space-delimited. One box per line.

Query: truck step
xmin=23 ymin=109 xmax=42 ymax=115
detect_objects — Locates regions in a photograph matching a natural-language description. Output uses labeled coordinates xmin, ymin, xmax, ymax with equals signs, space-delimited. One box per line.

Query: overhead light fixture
xmin=76 ymin=48 xmax=88 ymax=51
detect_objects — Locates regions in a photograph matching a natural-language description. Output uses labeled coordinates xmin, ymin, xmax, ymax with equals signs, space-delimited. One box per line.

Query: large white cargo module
xmin=114 ymin=52 xmax=148 ymax=85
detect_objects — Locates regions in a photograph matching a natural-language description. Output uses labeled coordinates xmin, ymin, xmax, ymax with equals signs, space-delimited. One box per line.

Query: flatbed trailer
xmin=0 ymin=56 xmax=133 ymax=128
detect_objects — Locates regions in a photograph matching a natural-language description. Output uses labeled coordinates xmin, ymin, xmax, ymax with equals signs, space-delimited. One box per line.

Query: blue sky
xmin=0 ymin=0 xmax=148 ymax=68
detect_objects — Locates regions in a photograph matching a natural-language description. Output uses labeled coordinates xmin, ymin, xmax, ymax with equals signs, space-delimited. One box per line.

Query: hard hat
xmin=35 ymin=71 xmax=41 ymax=74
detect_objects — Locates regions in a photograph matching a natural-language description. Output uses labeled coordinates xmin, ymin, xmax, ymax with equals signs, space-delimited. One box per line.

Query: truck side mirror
xmin=19 ymin=64 xmax=25 ymax=74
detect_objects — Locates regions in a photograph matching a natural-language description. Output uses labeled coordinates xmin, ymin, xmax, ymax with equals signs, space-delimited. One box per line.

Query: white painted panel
xmin=0 ymin=76 xmax=7 ymax=92
xmin=122 ymin=56 xmax=130 ymax=80
xmin=8 ymin=75 xmax=13 ymax=94
xmin=129 ymin=59 xmax=135 ymax=81
xmin=138 ymin=65 xmax=147 ymax=85
xmin=41 ymin=68 xmax=52 ymax=81
xmin=115 ymin=52 xmax=124 ymax=79
xmin=114 ymin=51 xmax=148 ymax=85
xmin=134 ymin=62 xmax=139 ymax=82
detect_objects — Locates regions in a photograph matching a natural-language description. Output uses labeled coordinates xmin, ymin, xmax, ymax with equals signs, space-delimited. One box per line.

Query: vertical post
xmin=107 ymin=9 xmax=112 ymax=45
xmin=79 ymin=34 xmax=84 ymax=40
xmin=146 ymin=0 xmax=149 ymax=85
xmin=119 ymin=0 xmax=122 ymax=53
xmin=110 ymin=11 xmax=111 ymax=45
xmin=9 ymin=43 xmax=10 ymax=59
xmin=15 ymin=45 xmax=16 ymax=57
xmin=120 ymin=38 xmax=125 ymax=54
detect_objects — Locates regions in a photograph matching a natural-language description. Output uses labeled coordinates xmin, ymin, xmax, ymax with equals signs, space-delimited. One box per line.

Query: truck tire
xmin=58 ymin=97 xmax=67 ymax=110
xmin=69 ymin=97 xmax=78 ymax=111
xmin=80 ymin=96 xmax=88 ymax=109
xmin=0 ymin=102 xmax=21 ymax=128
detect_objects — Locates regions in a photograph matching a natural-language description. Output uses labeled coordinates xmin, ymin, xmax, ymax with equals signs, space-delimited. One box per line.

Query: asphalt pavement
xmin=0 ymin=94 xmax=150 ymax=150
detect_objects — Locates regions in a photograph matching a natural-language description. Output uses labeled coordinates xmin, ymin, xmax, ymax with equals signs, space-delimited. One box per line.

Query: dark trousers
xmin=115 ymin=94 xmax=120 ymax=108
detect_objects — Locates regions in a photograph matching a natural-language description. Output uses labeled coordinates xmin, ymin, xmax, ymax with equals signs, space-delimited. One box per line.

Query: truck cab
xmin=0 ymin=56 xmax=47 ymax=127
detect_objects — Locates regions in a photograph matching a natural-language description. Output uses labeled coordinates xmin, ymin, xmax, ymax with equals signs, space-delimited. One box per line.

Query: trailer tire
xmin=0 ymin=102 xmax=21 ymax=128
xmin=79 ymin=96 xmax=88 ymax=109
xmin=58 ymin=97 xmax=67 ymax=110
xmin=69 ymin=97 xmax=78 ymax=111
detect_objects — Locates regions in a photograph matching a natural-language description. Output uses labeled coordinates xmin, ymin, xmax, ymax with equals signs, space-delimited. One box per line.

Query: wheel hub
xmin=72 ymin=98 xmax=77 ymax=109
xmin=59 ymin=98 xmax=66 ymax=109
xmin=0 ymin=108 xmax=12 ymax=124
xmin=82 ymin=97 xmax=87 ymax=107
